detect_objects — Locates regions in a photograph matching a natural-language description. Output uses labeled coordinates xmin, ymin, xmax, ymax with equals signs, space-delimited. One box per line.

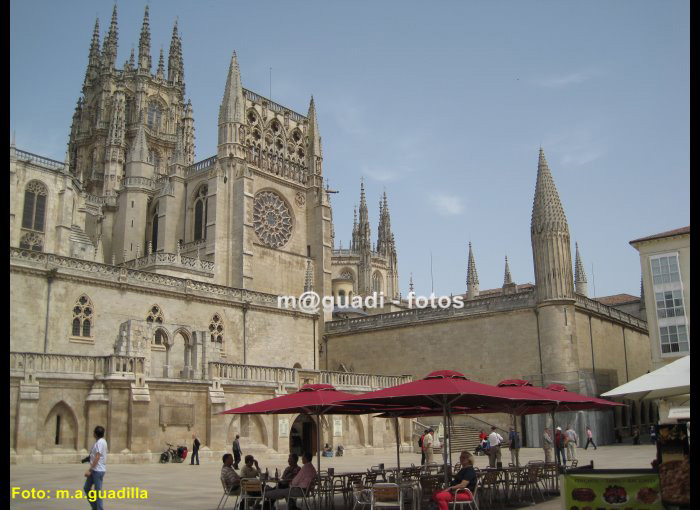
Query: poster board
xmin=562 ymin=470 xmax=662 ymax=510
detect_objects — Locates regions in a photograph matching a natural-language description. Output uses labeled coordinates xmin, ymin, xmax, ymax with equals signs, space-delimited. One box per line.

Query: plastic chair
xmin=371 ymin=483 xmax=402 ymax=510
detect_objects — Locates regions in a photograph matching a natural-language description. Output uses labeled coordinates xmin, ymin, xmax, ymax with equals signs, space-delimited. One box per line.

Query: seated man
xmin=277 ymin=454 xmax=301 ymax=489
xmin=240 ymin=454 xmax=262 ymax=480
xmin=221 ymin=454 xmax=241 ymax=494
xmin=322 ymin=443 xmax=333 ymax=457
xmin=264 ymin=452 xmax=316 ymax=510
xmin=432 ymin=451 xmax=477 ymax=510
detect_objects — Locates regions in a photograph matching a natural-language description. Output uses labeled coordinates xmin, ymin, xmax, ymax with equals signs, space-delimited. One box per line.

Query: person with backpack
xmin=422 ymin=428 xmax=435 ymax=465
xmin=418 ymin=430 xmax=427 ymax=465
xmin=555 ymin=427 xmax=567 ymax=466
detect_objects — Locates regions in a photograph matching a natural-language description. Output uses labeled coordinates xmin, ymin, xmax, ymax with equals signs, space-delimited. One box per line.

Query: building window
xmin=660 ymin=325 xmax=689 ymax=354
xmin=151 ymin=205 xmax=159 ymax=252
xmin=22 ymin=181 xmax=48 ymax=232
xmin=72 ymin=295 xmax=94 ymax=338
xmin=194 ymin=185 xmax=208 ymax=241
xmin=147 ymin=305 xmax=165 ymax=345
xmin=372 ymin=272 xmax=383 ymax=295
xmin=147 ymin=102 xmax=162 ymax=130
xmin=651 ymin=256 xmax=680 ymax=284
xmin=209 ymin=313 xmax=224 ymax=349
xmin=655 ymin=290 xmax=685 ymax=319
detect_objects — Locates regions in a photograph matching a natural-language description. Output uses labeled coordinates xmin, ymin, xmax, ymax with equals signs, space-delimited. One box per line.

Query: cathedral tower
xmin=530 ymin=148 xmax=578 ymax=376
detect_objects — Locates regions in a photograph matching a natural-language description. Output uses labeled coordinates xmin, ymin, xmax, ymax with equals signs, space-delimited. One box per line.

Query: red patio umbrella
xmin=219 ymin=383 xmax=401 ymax=476
xmin=337 ymin=370 xmax=559 ymax=483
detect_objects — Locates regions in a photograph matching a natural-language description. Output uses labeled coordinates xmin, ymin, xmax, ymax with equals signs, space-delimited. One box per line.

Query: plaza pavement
xmin=10 ymin=443 xmax=657 ymax=510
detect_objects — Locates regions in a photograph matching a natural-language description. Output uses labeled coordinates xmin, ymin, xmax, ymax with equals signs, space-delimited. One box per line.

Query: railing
xmin=209 ymin=362 xmax=298 ymax=386
xmin=243 ymin=89 xmax=307 ymax=123
xmin=186 ymin=155 xmax=217 ymax=176
xmin=124 ymin=252 xmax=215 ymax=274
xmin=14 ymin=149 xmax=66 ymax=171
xmin=575 ymin=294 xmax=648 ymax=331
xmin=9 ymin=352 xmax=144 ymax=378
xmin=319 ymin=371 xmax=412 ymax=390
xmin=245 ymin=146 xmax=309 ymax=186
xmin=122 ymin=176 xmax=155 ymax=189
xmin=326 ymin=290 xmax=536 ymax=333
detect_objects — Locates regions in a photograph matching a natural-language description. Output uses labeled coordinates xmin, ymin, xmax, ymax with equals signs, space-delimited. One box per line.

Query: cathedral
xmin=10 ymin=6 xmax=653 ymax=464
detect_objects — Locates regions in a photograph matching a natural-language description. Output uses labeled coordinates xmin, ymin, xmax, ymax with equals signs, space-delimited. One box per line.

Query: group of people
xmin=542 ymin=425 xmax=597 ymax=466
xmin=221 ymin=436 xmax=317 ymax=510
xmin=475 ymin=426 xmax=521 ymax=467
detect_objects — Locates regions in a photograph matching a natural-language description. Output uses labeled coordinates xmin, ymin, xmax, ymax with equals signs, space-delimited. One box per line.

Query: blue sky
xmin=10 ymin=0 xmax=689 ymax=298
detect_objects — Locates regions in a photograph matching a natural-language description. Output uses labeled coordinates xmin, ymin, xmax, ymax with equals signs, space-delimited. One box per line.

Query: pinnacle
xmin=574 ymin=242 xmax=587 ymax=283
xmin=503 ymin=255 xmax=513 ymax=285
xmin=219 ymin=51 xmax=243 ymax=124
xmin=129 ymin=120 xmax=149 ymax=163
xmin=466 ymin=242 xmax=479 ymax=288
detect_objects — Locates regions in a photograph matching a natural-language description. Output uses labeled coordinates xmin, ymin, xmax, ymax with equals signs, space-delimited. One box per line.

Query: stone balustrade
xmin=10 ymin=352 xmax=144 ymax=379
xmin=326 ymin=290 xmax=537 ymax=333
xmin=575 ymin=294 xmax=648 ymax=331
xmin=209 ymin=362 xmax=298 ymax=387
xmin=125 ymin=251 xmax=215 ymax=275
xmin=244 ymin=89 xmax=307 ymax=123
xmin=185 ymin=155 xmax=217 ymax=177
xmin=319 ymin=370 xmax=412 ymax=391
xmin=14 ymin=149 xmax=66 ymax=171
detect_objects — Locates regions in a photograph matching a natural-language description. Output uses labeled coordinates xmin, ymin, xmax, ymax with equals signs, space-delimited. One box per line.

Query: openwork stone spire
xmin=357 ymin=180 xmax=371 ymax=247
xmin=218 ymin=51 xmax=244 ymax=126
xmin=84 ymin=17 xmax=100 ymax=87
xmin=156 ymin=47 xmax=165 ymax=79
xmin=530 ymin=148 xmax=574 ymax=302
xmin=138 ymin=6 xmax=152 ymax=72
xmin=101 ymin=5 xmax=118 ymax=70
xmin=503 ymin=255 xmax=513 ymax=285
xmin=128 ymin=119 xmax=149 ymax=163
xmin=574 ymin=242 xmax=588 ymax=297
xmin=304 ymin=260 xmax=314 ymax=292
xmin=168 ymin=19 xmax=184 ymax=86
xmin=466 ymin=242 xmax=479 ymax=299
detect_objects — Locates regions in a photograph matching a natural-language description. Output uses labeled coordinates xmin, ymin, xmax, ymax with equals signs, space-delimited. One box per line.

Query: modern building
xmin=630 ymin=226 xmax=690 ymax=369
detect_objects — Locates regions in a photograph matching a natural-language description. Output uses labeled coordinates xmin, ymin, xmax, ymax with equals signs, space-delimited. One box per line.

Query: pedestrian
xmin=418 ymin=430 xmax=426 ymax=465
xmin=543 ymin=428 xmax=553 ymax=463
xmin=232 ymin=434 xmax=242 ymax=469
xmin=554 ymin=427 xmax=567 ymax=466
xmin=487 ymin=426 xmax=503 ymax=468
xmin=422 ymin=428 xmax=435 ymax=465
xmin=84 ymin=425 xmax=108 ymax=510
xmin=584 ymin=426 xmax=597 ymax=450
xmin=565 ymin=424 xmax=578 ymax=461
xmin=190 ymin=432 xmax=200 ymax=465
xmin=632 ymin=426 xmax=640 ymax=445
xmin=508 ymin=426 xmax=521 ymax=466
xmin=650 ymin=425 xmax=657 ymax=444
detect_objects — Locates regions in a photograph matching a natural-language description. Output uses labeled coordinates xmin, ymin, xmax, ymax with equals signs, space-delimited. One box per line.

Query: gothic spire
xmin=466 ymin=242 xmax=479 ymax=299
xmin=409 ymin=273 xmax=415 ymax=293
xmin=168 ymin=19 xmax=184 ymax=85
xmin=307 ymin=96 xmax=322 ymax=158
xmin=531 ymin=148 xmax=569 ymax=235
xmin=84 ymin=17 xmax=101 ymax=87
xmin=377 ymin=191 xmax=393 ymax=256
xmin=358 ymin=179 xmax=370 ymax=245
xmin=304 ymin=260 xmax=314 ymax=292
xmin=101 ymin=4 xmax=118 ymax=70
xmin=218 ymin=51 xmax=244 ymax=126
xmin=574 ymin=242 xmax=589 ymax=296
xmin=530 ymin=148 xmax=575 ymax=302
xmin=503 ymin=255 xmax=513 ymax=285
xmin=138 ymin=5 xmax=152 ymax=72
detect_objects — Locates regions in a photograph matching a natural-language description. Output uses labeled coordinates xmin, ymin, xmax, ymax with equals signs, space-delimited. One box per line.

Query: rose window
xmin=253 ymin=191 xmax=293 ymax=248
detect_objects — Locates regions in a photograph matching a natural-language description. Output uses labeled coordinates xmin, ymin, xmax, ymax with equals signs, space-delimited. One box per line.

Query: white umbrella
xmin=601 ymin=356 xmax=690 ymax=400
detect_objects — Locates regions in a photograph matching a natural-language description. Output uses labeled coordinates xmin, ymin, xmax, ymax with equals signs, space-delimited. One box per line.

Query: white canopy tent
xmin=601 ymin=356 xmax=690 ymax=401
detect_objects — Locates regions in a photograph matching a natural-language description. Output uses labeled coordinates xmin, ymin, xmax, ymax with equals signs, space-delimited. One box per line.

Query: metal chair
xmin=476 ymin=470 xmax=500 ymax=509
xmin=217 ymin=476 xmax=241 ymax=510
xmin=315 ymin=474 xmax=335 ymax=510
xmin=513 ymin=465 xmax=543 ymax=505
xmin=449 ymin=485 xmax=479 ymax=510
xmin=239 ymin=478 xmax=265 ymax=510
xmin=351 ymin=482 xmax=372 ymax=510
xmin=418 ymin=475 xmax=443 ymax=506
xmin=370 ymin=483 xmax=403 ymax=510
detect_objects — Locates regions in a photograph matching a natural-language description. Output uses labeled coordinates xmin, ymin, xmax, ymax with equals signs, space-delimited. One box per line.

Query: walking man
xmin=422 ymin=428 xmax=435 ymax=465
xmin=554 ymin=427 xmax=567 ymax=466
xmin=232 ymin=434 xmax=242 ymax=469
xmin=84 ymin=425 xmax=108 ymax=510
xmin=418 ymin=430 xmax=427 ymax=465
xmin=565 ymin=424 xmax=578 ymax=461
xmin=543 ymin=428 xmax=553 ymax=463
xmin=190 ymin=432 xmax=201 ymax=465
xmin=584 ymin=426 xmax=597 ymax=450
xmin=508 ymin=426 xmax=521 ymax=466
xmin=487 ymin=426 xmax=503 ymax=468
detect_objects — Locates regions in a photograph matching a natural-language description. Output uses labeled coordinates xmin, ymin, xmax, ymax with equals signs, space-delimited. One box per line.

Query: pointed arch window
xmin=151 ymin=204 xmax=159 ymax=252
xmin=146 ymin=305 xmax=166 ymax=345
xmin=209 ymin=313 xmax=224 ymax=351
xmin=147 ymin=102 xmax=162 ymax=130
xmin=21 ymin=181 xmax=48 ymax=251
xmin=371 ymin=272 xmax=383 ymax=295
xmin=71 ymin=295 xmax=94 ymax=338
xmin=194 ymin=185 xmax=208 ymax=241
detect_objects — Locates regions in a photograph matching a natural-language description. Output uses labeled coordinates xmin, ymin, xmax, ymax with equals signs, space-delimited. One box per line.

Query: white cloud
xmin=428 ymin=192 xmax=464 ymax=216
xmin=537 ymin=69 xmax=600 ymax=88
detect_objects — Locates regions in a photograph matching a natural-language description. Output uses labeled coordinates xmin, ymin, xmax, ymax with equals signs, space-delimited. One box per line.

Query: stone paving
xmin=9 ymin=444 xmax=657 ymax=510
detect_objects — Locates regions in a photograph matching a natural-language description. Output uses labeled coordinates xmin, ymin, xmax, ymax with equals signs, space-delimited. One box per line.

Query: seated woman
xmin=432 ymin=450 xmax=477 ymax=510
xmin=322 ymin=443 xmax=333 ymax=457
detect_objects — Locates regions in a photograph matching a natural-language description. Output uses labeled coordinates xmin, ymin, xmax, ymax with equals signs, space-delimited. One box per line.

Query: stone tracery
xmin=253 ymin=191 xmax=293 ymax=248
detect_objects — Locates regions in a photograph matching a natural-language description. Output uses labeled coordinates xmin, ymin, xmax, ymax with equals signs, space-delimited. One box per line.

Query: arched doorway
xmin=290 ymin=415 xmax=317 ymax=456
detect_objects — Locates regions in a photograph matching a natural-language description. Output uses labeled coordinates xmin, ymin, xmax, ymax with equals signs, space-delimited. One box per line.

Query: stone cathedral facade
xmin=10 ymin=6 xmax=652 ymax=463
